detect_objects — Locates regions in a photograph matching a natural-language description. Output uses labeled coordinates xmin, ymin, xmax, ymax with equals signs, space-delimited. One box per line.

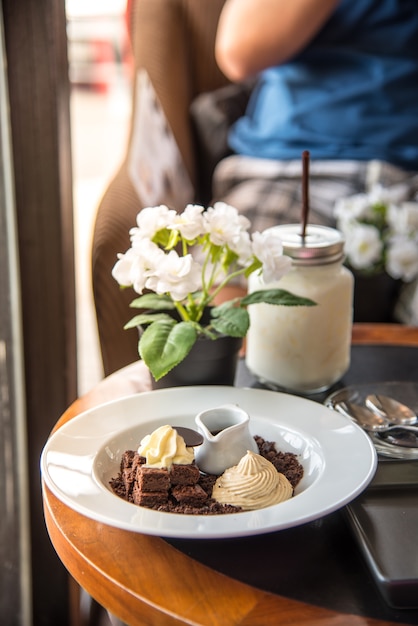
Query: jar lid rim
xmin=265 ymin=224 xmax=345 ymax=262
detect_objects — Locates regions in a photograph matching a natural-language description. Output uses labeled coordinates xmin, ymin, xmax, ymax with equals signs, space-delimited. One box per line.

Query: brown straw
xmin=301 ymin=150 xmax=310 ymax=239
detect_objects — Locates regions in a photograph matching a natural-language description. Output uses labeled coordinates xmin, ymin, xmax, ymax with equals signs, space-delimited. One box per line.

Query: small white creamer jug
xmin=194 ymin=404 xmax=258 ymax=475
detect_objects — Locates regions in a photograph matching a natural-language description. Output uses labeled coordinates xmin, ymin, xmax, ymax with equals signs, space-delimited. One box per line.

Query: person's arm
xmin=215 ymin=0 xmax=338 ymax=81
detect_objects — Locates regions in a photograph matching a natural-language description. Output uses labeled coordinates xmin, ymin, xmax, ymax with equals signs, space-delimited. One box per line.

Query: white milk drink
xmin=246 ymin=225 xmax=354 ymax=394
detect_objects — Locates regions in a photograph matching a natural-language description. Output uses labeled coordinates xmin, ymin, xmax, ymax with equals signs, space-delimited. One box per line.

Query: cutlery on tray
xmin=365 ymin=393 xmax=417 ymax=425
xmin=335 ymin=397 xmax=418 ymax=448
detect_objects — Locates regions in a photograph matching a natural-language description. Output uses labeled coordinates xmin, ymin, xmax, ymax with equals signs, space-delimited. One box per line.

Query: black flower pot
xmin=151 ymin=333 xmax=243 ymax=389
xmin=352 ymin=271 xmax=402 ymax=323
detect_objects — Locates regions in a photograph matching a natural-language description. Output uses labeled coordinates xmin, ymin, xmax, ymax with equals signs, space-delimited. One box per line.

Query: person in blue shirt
xmin=215 ymin=0 xmax=418 ymax=169
xmin=211 ymin=0 xmax=418 ymax=325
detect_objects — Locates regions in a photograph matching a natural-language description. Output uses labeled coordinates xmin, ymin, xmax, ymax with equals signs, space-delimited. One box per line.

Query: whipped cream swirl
xmin=212 ymin=450 xmax=293 ymax=510
xmin=138 ymin=425 xmax=194 ymax=468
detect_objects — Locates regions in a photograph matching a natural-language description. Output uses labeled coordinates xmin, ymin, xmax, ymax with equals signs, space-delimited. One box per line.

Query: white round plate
xmin=41 ymin=386 xmax=377 ymax=539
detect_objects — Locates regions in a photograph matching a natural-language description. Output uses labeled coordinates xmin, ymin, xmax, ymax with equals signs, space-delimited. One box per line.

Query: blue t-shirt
xmin=229 ymin=0 xmax=418 ymax=170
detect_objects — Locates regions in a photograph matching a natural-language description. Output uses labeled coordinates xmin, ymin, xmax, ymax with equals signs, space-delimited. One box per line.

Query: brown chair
xmin=92 ymin=0 xmax=230 ymax=377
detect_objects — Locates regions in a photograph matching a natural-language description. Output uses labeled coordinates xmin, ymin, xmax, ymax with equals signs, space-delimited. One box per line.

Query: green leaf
xmin=152 ymin=227 xmax=171 ymax=248
xmin=244 ymin=259 xmax=262 ymax=278
xmin=221 ymin=247 xmax=239 ymax=273
xmin=210 ymin=307 xmax=250 ymax=337
xmin=129 ymin=293 xmax=175 ymax=310
xmin=241 ymin=289 xmax=317 ymax=307
xmin=124 ymin=312 xmax=174 ymax=330
xmin=211 ymin=300 xmax=239 ymax=315
xmin=139 ymin=320 xmax=197 ymax=381
xmin=166 ymin=228 xmax=180 ymax=250
xmin=208 ymin=243 xmax=223 ymax=265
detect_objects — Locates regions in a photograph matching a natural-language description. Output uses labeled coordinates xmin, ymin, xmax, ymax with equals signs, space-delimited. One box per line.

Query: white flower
xmin=112 ymin=240 xmax=163 ymax=294
xmin=334 ymin=193 xmax=371 ymax=223
xmin=386 ymin=203 xmax=406 ymax=236
xmin=145 ymin=250 xmax=202 ymax=301
xmin=386 ymin=238 xmax=418 ymax=282
xmin=368 ymin=183 xmax=407 ymax=205
xmin=169 ymin=204 xmax=206 ymax=240
xmin=112 ymin=248 xmax=138 ymax=286
xmin=229 ymin=230 xmax=253 ymax=265
xmin=334 ymin=186 xmax=418 ymax=281
xmin=251 ymin=230 xmax=292 ymax=283
xmin=344 ymin=223 xmax=383 ymax=270
xmin=131 ymin=204 xmax=177 ymax=241
xmin=402 ymin=202 xmax=418 ymax=231
xmin=387 ymin=202 xmax=418 ymax=236
xmin=204 ymin=201 xmax=251 ymax=246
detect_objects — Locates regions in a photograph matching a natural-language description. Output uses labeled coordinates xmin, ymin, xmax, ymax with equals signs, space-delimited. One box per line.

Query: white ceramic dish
xmin=41 ymin=386 xmax=377 ymax=539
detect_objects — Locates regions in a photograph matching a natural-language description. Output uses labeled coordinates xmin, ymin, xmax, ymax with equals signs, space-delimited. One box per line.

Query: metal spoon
xmin=365 ymin=393 xmax=417 ymax=425
xmin=378 ymin=431 xmax=418 ymax=449
xmin=335 ymin=401 xmax=418 ymax=436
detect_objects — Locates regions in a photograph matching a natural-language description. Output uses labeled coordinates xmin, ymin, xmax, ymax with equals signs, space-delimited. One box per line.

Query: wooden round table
xmin=42 ymin=324 xmax=418 ymax=626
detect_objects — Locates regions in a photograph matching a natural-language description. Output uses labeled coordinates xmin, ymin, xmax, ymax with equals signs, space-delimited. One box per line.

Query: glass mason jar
xmin=246 ymin=224 xmax=354 ymax=394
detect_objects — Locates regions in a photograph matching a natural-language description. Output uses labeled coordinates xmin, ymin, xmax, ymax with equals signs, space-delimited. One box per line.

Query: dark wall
xmin=2 ymin=0 xmax=77 ymax=624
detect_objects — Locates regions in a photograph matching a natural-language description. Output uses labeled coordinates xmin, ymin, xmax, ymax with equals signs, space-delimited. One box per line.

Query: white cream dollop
xmin=138 ymin=425 xmax=194 ymax=468
xmin=212 ymin=450 xmax=293 ymax=510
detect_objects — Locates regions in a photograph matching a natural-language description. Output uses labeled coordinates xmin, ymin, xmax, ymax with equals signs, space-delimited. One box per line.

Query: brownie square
xmin=132 ymin=485 xmax=168 ymax=507
xmin=120 ymin=449 xmax=136 ymax=470
xmin=132 ymin=453 xmax=146 ymax=473
xmin=120 ymin=450 xmax=146 ymax=472
xmin=172 ymin=484 xmax=208 ymax=506
xmin=121 ymin=452 xmax=146 ymax=498
xmin=122 ymin=467 xmax=136 ymax=498
xmin=137 ymin=466 xmax=170 ymax=492
xmin=170 ymin=463 xmax=200 ymax=486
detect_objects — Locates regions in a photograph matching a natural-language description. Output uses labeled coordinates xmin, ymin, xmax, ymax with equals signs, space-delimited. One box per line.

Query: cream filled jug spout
xmin=194 ymin=404 xmax=258 ymax=475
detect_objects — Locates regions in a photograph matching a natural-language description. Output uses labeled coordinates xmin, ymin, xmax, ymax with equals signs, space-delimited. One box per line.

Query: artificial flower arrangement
xmin=334 ymin=184 xmax=418 ymax=281
xmin=112 ymin=202 xmax=315 ymax=381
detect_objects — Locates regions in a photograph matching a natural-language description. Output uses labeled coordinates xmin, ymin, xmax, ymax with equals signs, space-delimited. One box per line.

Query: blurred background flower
xmin=334 ymin=185 xmax=418 ymax=282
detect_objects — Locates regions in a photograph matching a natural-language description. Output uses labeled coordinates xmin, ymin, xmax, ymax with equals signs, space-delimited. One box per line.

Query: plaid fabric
xmin=212 ymin=155 xmax=418 ymax=324
xmin=213 ymin=155 xmax=418 ymax=230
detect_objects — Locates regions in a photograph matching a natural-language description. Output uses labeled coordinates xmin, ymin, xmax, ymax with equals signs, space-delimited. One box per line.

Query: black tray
xmin=346 ymin=483 xmax=418 ymax=609
xmin=224 ymin=345 xmax=418 ymax=619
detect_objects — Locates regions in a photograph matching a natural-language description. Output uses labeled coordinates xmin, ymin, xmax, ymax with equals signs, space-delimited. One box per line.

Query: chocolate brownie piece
xmin=172 ymin=484 xmax=208 ymax=506
xmin=132 ymin=485 xmax=168 ymax=507
xmin=198 ymin=473 xmax=217 ymax=497
xmin=122 ymin=452 xmax=146 ymax=497
xmin=122 ymin=467 xmax=135 ymax=498
xmin=120 ymin=449 xmax=136 ymax=469
xmin=137 ymin=466 xmax=170 ymax=492
xmin=170 ymin=463 xmax=200 ymax=486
